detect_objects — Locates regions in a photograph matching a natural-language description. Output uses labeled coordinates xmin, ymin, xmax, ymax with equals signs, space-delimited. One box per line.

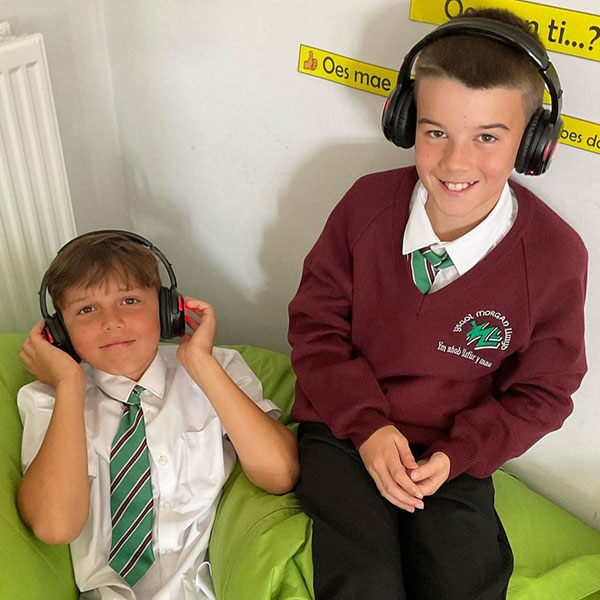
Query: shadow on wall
xmin=256 ymin=143 xmax=413 ymax=354
xmin=123 ymin=142 xmax=412 ymax=355
xmin=255 ymin=3 xmax=421 ymax=353
xmin=121 ymin=161 xmax=258 ymax=348
xmin=120 ymin=2 xmax=424 ymax=354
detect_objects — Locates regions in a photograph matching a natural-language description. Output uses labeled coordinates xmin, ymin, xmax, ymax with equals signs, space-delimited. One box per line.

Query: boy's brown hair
xmin=47 ymin=232 xmax=161 ymax=310
xmin=414 ymin=8 xmax=545 ymax=120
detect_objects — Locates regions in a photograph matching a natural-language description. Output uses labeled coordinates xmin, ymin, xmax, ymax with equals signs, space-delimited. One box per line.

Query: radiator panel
xmin=0 ymin=29 xmax=76 ymax=333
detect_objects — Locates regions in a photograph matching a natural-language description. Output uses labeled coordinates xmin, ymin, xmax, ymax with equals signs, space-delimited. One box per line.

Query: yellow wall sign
xmin=298 ymin=44 xmax=600 ymax=155
xmin=410 ymin=0 xmax=600 ymax=62
xmin=298 ymin=44 xmax=397 ymax=98
xmin=561 ymin=115 xmax=600 ymax=154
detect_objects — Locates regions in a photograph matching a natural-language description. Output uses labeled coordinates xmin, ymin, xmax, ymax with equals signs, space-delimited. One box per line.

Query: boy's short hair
xmin=414 ymin=8 xmax=545 ymax=120
xmin=47 ymin=232 xmax=161 ymax=310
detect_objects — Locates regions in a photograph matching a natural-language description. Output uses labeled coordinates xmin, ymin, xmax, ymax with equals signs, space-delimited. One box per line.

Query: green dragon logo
xmin=465 ymin=320 xmax=502 ymax=350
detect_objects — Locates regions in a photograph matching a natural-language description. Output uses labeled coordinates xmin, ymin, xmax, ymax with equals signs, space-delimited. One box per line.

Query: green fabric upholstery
xmin=496 ymin=471 xmax=600 ymax=600
xmin=1 ymin=334 xmax=599 ymax=600
xmin=213 ymin=345 xmax=600 ymax=600
xmin=0 ymin=333 xmax=78 ymax=599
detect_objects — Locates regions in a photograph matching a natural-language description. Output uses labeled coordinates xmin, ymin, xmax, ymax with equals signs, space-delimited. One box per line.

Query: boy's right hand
xmin=20 ymin=321 xmax=85 ymax=389
xmin=359 ymin=425 xmax=424 ymax=512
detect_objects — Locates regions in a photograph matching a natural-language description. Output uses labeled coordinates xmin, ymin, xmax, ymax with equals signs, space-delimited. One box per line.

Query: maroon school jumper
xmin=288 ymin=166 xmax=587 ymax=480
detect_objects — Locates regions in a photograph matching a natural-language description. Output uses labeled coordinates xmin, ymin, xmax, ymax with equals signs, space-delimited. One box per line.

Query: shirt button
xmin=158 ymin=455 xmax=168 ymax=465
xmin=163 ymin=502 xmax=172 ymax=511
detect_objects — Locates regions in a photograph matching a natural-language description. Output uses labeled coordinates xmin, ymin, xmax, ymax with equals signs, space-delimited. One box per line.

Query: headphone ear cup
xmin=159 ymin=287 xmax=171 ymax=339
xmin=392 ymin=85 xmax=417 ymax=148
xmin=382 ymin=86 xmax=402 ymax=142
xmin=382 ymin=82 xmax=416 ymax=148
xmin=159 ymin=287 xmax=185 ymax=339
xmin=528 ymin=111 xmax=560 ymax=176
xmin=515 ymin=109 xmax=546 ymax=175
xmin=45 ymin=314 xmax=80 ymax=362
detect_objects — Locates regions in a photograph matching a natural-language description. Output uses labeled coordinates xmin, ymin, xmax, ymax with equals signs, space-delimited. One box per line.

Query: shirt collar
xmin=402 ymin=180 xmax=514 ymax=275
xmin=403 ymin=182 xmax=440 ymax=255
xmin=92 ymin=349 xmax=167 ymax=403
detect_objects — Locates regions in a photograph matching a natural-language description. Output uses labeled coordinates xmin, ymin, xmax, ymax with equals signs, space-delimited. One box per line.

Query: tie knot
xmin=127 ymin=385 xmax=145 ymax=406
xmin=420 ymin=247 xmax=453 ymax=271
xmin=409 ymin=246 xmax=455 ymax=294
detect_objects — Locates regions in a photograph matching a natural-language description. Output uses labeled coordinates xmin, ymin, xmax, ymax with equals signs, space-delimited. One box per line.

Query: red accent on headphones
xmin=542 ymin=140 xmax=553 ymax=162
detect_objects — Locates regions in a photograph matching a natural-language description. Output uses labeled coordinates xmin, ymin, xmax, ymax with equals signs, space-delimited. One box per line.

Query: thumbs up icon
xmin=303 ymin=50 xmax=318 ymax=71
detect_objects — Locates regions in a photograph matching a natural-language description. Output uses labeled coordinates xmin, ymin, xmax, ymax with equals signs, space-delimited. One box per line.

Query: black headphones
xmin=39 ymin=230 xmax=185 ymax=362
xmin=381 ymin=16 xmax=563 ymax=176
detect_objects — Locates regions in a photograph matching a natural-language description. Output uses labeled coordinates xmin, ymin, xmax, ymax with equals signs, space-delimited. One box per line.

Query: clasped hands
xmin=358 ymin=425 xmax=450 ymax=512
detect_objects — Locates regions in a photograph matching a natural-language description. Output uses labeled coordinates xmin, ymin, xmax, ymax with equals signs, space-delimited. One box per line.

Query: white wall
xmin=1 ymin=0 xmax=128 ymax=232
xmin=100 ymin=0 xmax=419 ymax=351
xmin=6 ymin=0 xmax=599 ymax=528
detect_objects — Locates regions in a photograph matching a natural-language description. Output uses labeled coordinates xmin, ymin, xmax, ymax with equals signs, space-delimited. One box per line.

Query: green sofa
xmin=1 ymin=332 xmax=600 ymax=599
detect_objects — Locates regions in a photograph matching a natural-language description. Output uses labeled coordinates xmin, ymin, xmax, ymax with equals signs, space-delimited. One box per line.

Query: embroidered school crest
xmin=435 ymin=309 xmax=513 ymax=369
xmin=453 ymin=310 xmax=512 ymax=351
xmin=465 ymin=320 xmax=503 ymax=350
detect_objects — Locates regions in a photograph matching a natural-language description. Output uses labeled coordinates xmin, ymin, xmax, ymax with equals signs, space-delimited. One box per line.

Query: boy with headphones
xmin=288 ymin=8 xmax=587 ymax=600
xmin=17 ymin=231 xmax=298 ymax=599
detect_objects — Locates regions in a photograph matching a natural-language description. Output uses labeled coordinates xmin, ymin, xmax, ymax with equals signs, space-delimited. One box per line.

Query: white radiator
xmin=0 ymin=24 xmax=76 ymax=333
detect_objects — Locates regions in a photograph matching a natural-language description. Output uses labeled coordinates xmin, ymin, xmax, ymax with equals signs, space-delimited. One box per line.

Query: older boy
xmin=18 ymin=231 xmax=298 ymax=599
xmin=288 ymin=8 xmax=587 ymax=600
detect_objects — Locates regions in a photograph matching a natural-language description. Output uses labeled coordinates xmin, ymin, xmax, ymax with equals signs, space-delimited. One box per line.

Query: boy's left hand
xmin=176 ymin=297 xmax=216 ymax=373
xmin=410 ymin=452 xmax=450 ymax=496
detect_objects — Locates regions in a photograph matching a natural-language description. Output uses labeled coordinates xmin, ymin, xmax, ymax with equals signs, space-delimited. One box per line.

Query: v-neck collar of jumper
xmin=403 ymin=180 xmax=516 ymax=277
xmin=393 ymin=171 xmax=531 ymax=315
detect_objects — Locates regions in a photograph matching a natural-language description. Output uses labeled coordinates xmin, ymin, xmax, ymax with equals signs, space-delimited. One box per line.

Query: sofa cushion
xmin=496 ymin=469 xmax=600 ymax=600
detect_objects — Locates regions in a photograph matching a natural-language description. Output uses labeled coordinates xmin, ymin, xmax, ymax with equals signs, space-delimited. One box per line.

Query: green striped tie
xmin=109 ymin=384 xmax=155 ymax=586
xmin=410 ymin=247 xmax=454 ymax=294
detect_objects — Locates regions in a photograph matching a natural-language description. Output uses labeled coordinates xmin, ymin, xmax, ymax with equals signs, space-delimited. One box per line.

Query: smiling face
xmin=61 ymin=274 xmax=161 ymax=381
xmin=414 ymin=76 xmax=527 ymax=240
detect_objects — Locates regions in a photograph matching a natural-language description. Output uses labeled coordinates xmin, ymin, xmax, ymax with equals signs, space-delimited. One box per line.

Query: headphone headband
xmin=383 ymin=15 xmax=564 ymax=174
xmin=398 ymin=17 xmax=562 ymax=124
xmin=39 ymin=230 xmax=179 ymax=316
xmin=39 ymin=230 xmax=185 ymax=360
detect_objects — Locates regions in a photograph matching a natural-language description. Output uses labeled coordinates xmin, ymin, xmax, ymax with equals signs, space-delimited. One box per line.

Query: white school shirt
xmin=402 ymin=180 xmax=518 ymax=293
xmin=18 ymin=345 xmax=280 ymax=600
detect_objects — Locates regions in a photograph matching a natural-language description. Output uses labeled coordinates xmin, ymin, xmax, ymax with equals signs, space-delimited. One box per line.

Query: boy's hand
xmin=177 ymin=297 xmax=217 ymax=374
xmin=410 ymin=452 xmax=451 ymax=496
xmin=358 ymin=425 xmax=424 ymax=512
xmin=20 ymin=321 xmax=84 ymax=388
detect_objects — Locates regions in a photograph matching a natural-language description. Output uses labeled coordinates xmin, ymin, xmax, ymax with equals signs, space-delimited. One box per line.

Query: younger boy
xmin=18 ymin=231 xmax=299 ymax=599
xmin=288 ymin=8 xmax=587 ymax=600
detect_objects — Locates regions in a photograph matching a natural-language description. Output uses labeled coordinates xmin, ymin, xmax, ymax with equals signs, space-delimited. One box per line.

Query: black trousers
xmin=296 ymin=422 xmax=514 ymax=600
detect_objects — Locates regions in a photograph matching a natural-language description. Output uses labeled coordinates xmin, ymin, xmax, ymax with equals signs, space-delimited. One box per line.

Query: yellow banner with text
xmin=297 ymin=44 xmax=600 ymax=155
xmin=410 ymin=0 xmax=600 ymax=62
